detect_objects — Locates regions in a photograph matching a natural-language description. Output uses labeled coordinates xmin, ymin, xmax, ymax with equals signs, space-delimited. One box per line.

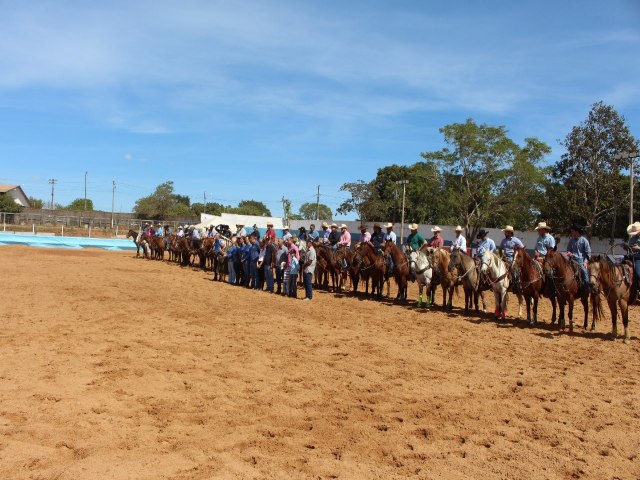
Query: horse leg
xmin=581 ymin=294 xmax=589 ymax=331
xmin=609 ymin=296 xmax=618 ymax=340
xmin=417 ymin=283 xmax=423 ymax=307
xmin=620 ymin=298 xmax=630 ymax=344
xmin=493 ymin=290 xmax=500 ymax=319
xmin=500 ymin=290 xmax=507 ymax=320
xmin=525 ymin=294 xmax=532 ymax=324
xmin=516 ymin=293 xmax=523 ymax=320
xmin=567 ymin=297 xmax=574 ymax=332
xmin=532 ymin=295 xmax=539 ymax=325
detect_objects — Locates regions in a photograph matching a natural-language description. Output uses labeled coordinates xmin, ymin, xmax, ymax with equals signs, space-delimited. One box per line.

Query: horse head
xmin=448 ymin=249 xmax=461 ymax=273
xmin=587 ymin=254 xmax=603 ymax=292
xmin=479 ymin=250 xmax=493 ymax=274
xmin=542 ymin=247 xmax=562 ymax=278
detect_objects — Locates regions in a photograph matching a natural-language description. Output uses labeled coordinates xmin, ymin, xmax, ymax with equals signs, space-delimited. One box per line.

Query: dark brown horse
xmin=542 ymin=248 xmax=589 ymax=331
xmin=430 ymin=248 xmax=456 ymax=310
xmin=315 ymin=245 xmax=342 ymax=292
xmin=512 ymin=246 xmax=556 ymax=325
xmin=126 ymin=229 xmax=141 ymax=257
xmin=384 ymin=240 xmax=409 ymax=302
xmin=355 ymin=242 xmax=389 ymax=299
xmin=589 ymin=254 xmax=635 ymax=343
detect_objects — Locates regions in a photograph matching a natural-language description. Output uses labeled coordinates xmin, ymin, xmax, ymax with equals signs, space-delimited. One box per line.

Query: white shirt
xmin=236 ymin=227 xmax=247 ymax=237
xmin=451 ymin=234 xmax=467 ymax=252
xmin=384 ymin=231 xmax=397 ymax=243
xmin=177 ymin=230 xmax=184 ymax=238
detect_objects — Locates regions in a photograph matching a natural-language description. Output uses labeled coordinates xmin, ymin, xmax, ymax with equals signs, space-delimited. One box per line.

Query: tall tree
xmin=228 ymin=200 xmax=271 ymax=217
xmin=66 ymin=198 xmax=94 ymax=211
xmin=337 ymin=180 xmax=383 ymax=221
xmin=545 ymin=101 xmax=639 ymax=238
xmin=298 ymin=202 xmax=332 ymax=220
xmin=0 ymin=194 xmax=23 ymax=213
xmin=28 ymin=196 xmax=44 ymax=209
xmin=133 ymin=181 xmax=191 ymax=219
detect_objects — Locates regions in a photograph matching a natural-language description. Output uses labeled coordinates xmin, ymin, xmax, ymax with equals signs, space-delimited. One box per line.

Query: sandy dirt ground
xmin=0 ymin=246 xmax=639 ymax=480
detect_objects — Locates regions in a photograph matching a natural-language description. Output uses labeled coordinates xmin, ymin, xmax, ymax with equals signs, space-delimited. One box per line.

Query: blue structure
xmin=0 ymin=233 xmax=137 ymax=251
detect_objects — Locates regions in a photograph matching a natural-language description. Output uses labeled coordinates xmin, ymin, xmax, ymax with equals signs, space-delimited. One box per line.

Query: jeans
xmin=234 ymin=261 xmax=242 ymax=285
xmin=634 ymin=259 xmax=640 ymax=284
xmin=576 ymin=261 xmax=589 ymax=292
xmin=264 ymin=265 xmax=274 ymax=292
xmin=243 ymin=261 xmax=250 ymax=287
xmin=276 ymin=267 xmax=283 ymax=293
xmin=304 ymin=271 xmax=313 ymax=299
xmin=283 ymin=270 xmax=290 ymax=296
xmin=289 ymin=273 xmax=298 ymax=298
xmin=227 ymin=258 xmax=236 ymax=284
xmin=250 ymin=262 xmax=258 ymax=289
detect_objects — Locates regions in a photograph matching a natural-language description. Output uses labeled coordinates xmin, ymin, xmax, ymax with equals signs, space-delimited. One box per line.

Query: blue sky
xmin=1 ymin=0 xmax=639 ymax=217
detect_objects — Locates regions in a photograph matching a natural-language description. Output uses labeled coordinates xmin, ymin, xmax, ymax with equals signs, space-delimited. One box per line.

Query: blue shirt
xmin=232 ymin=245 xmax=242 ymax=262
xmin=384 ymin=231 xmax=397 ymax=244
xmin=290 ymin=256 xmax=300 ymax=275
xmin=241 ymin=244 xmax=250 ymax=261
xmin=214 ymin=238 xmax=222 ymax=253
xmin=156 ymin=227 xmax=163 ymax=237
xmin=309 ymin=230 xmax=320 ymax=242
xmin=476 ymin=238 xmax=496 ymax=257
xmin=322 ymin=228 xmax=331 ymax=244
xmin=499 ymin=236 xmax=524 ymax=260
xmin=250 ymin=242 xmax=260 ymax=261
xmin=535 ymin=233 xmax=555 ymax=256
xmin=629 ymin=234 xmax=640 ymax=259
xmin=226 ymin=245 xmax=236 ymax=259
xmin=566 ymin=236 xmax=591 ymax=264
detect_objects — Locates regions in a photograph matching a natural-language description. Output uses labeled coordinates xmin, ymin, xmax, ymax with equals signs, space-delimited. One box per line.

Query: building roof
xmin=0 ymin=184 xmax=19 ymax=193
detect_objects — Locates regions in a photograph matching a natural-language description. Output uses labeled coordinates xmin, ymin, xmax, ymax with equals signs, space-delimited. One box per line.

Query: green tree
xmin=28 ymin=196 xmax=44 ymax=209
xmin=298 ymin=202 xmax=332 ymax=220
xmin=0 ymin=194 xmax=23 ymax=213
xmin=543 ymin=101 xmax=639 ymax=238
xmin=66 ymin=198 xmax=94 ymax=211
xmin=228 ymin=200 xmax=271 ymax=217
xmin=422 ymin=119 xmax=548 ymax=241
xmin=133 ymin=181 xmax=192 ymax=219
xmin=337 ymin=180 xmax=384 ymax=222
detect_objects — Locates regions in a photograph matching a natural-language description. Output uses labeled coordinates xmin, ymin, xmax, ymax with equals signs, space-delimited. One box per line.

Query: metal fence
xmin=0 ymin=212 xmax=197 ymax=237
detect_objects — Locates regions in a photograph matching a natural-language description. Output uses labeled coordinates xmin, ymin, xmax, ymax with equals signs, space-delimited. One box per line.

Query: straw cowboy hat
xmin=340 ymin=224 xmax=348 ymax=229
xmin=502 ymin=225 xmax=515 ymax=233
xmin=409 ymin=223 xmax=419 ymax=230
xmin=431 ymin=226 xmax=442 ymax=233
xmin=236 ymin=222 xmax=244 ymax=226
xmin=627 ymin=221 xmax=640 ymax=235
xmin=385 ymin=223 xmax=393 ymax=228
xmin=322 ymin=221 xmax=329 ymax=228
xmin=359 ymin=224 xmax=367 ymax=231
xmin=534 ymin=221 xmax=551 ymax=231
xmin=454 ymin=225 xmax=463 ymax=232
xmin=331 ymin=223 xmax=338 ymax=228
xmin=284 ymin=225 xmax=290 ymax=230
xmin=373 ymin=223 xmax=381 ymax=229
xmin=267 ymin=221 xmax=273 ymax=226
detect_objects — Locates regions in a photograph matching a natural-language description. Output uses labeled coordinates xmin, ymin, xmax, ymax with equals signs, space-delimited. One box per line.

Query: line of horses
xmin=126 ymin=229 xmax=635 ymax=345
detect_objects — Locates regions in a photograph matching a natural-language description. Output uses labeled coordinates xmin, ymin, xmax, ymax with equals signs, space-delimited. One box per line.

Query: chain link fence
xmin=0 ymin=212 xmax=197 ymax=238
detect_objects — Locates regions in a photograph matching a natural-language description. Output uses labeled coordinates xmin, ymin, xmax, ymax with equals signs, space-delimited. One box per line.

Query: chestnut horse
xmin=542 ymin=248 xmax=589 ymax=331
xmin=512 ymin=246 xmax=556 ymax=325
xmin=588 ymin=255 xmax=635 ymax=343
xmin=384 ymin=240 xmax=410 ymax=302
xmin=448 ymin=249 xmax=488 ymax=314
xmin=355 ymin=242 xmax=389 ymax=299
xmin=430 ymin=248 xmax=456 ymax=310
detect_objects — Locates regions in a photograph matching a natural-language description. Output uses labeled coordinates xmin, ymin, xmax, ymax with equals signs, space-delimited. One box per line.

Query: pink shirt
xmin=429 ymin=235 xmax=444 ymax=248
xmin=361 ymin=231 xmax=371 ymax=243
xmin=339 ymin=230 xmax=351 ymax=247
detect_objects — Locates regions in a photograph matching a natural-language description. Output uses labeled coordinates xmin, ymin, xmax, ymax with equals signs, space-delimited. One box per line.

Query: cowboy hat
xmin=321 ymin=221 xmax=329 ymax=228
xmin=340 ymin=224 xmax=348 ymax=229
xmin=373 ymin=223 xmax=381 ymax=229
xmin=284 ymin=225 xmax=290 ymax=230
xmin=266 ymin=221 xmax=273 ymax=226
xmin=455 ymin=225 xmax=463 ymax=232
xmin=502 ymin=225 xmax=515 ymax=233
xmin=385 ymin=223 xmax=393 ymax=228
xmin=476 ymin=229 xmax=489 ymax=239
xmin=431 ymin=226 xmax=442 ymax=233
xmin=331 ymin=223 xmax=338 ymax=228
xmin=569 ymin=224 xmax=584 ymax=234
xmin=534 ymin=222 xmax=551 ymax=231
xmin=236 ymin=222 xmax=244 ymax=226
xmin=409 ymin=223 xmax=418 ymax=230
xmin=627 ymin=221 xmax=640 ymax=235
xmin=359 ymin=224 xmax=367 ymax=231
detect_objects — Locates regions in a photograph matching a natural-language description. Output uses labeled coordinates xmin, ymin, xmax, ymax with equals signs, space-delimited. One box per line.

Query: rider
xmin=533 ymin=221 xmax=555 ymax=259
xmin=359 ymin=224 xmax=371 ymax=243
xmin=321 ymin=222 xmax=331 ymax=245
xmin=236 ymin=223 xmax=247 ymax=238
xmin=370 ymin=223 xmax=385 ymax=250
xmin=282 ymin=226 xmax=292 ymax=242
xmin=328 ymin=223 xmax=340 ymax=248
xmin=628 ymin=221 xmax=640 ymax=290
xmin=191 ymin=226 xmax=201 ymax=251
xmin=298 ymin=226 xmax=307 ymax=241
xmin=428 ymin=226 xmax=444 ymax=250
xmin=384 ymin=223 xmax=397 ymax=274
xmin=264 ymin=222 xmax=276 ymax=243
xmin=308 ymin=224 xmax=320 ymax=242
xmin=338 ymin=224 xmax=351 ymax=247
xmin=498 ymin=225 xmax=524 ymax=266
xmin=405 ymin=223 xmax=425 ymax=252
xmin=566 ymin=224 xmax=591 ymax=294
xmin=177 ymin=226 xmax=185 ymax=238
xmin=450 ymin=225 xmax=467 ymax=253
xmin=475 ymin=229 xmax=496 ymax=258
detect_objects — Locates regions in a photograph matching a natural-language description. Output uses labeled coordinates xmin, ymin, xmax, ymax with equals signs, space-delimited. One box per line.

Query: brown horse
xmin=384 ymin=240 xmax=410 ymax=302
xmin=315 ymin=245 xmax=342 ymax=292
xmin=355 ymin=242 xmax=389 ymax=299
xmin=448 ymin=249 xmax=487 ymax=314
xmin=589 ymin=255 xmax=635 ymax=343
xmin=512 ymin=246 xmax=556 ymax=325
xmin=149 ymin=236 xmax=165 ymax=260
xmin=542 ymin=248 xmax=589 ymax=331
xmin=430 ymin=248 xmax=456 ymax=310
xmin=126 ymin=229 xmax=141 ymax=257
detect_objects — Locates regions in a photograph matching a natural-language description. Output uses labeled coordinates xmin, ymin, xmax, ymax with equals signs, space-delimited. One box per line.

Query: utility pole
xmin=111 ymin=181 xmax=116 ymax=228
xmin=316 ymin=185 xmax=320 ymax=221
xmin=614 ymin=151 xmax=640 ymax=224
xmin=282 ymin=196 xmax=288 ymax=225
xmin=395 ymin=179 xmax=409 ymax=246
xmin=48 ymin=179 xmax=57 ymax=210
xmin=84 ymin=171 xmax=88 ymax=211
xmin=204 ymin=191 xmax=207 ymax=206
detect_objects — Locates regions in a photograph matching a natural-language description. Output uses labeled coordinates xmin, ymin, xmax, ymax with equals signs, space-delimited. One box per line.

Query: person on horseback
xmin=283 ymin=226 xmax=292 ymax=242
xmin=384 ymin=223 xmax=397 ymax=273
xmin=359 ymin=224 xmax=371 ymax=243
xmin=533 ymin=221 xmax=555 ymax=259
xmin=566 ymin=224 xmax=591 ymax=294
xmin=498 ymin=225 xmax=524 ymax=266
xmin=321 ymin=222 xmax=331 ymax=245
xmin=156 ymin=223 xmax=163 ymax=237
xmin=627 ymin=221 xmax=640 ymax=288
xmin=252 ymin=224 xmax=261 ymax=240
xmin=405 ymin=223 xmax=425 ymax=252
xmin=475 ymin=229 xmax=496 ymax=257
xmin=428 ymin=226 xmax=444 ymax=250
xmin=236 ymin=223 xmax=247 ymax=238
xmin=264 ymin=221 xmax=276 ymax=242
xmin=177 ymin=225 xmax=184 ymax=238
xmin=328 ymin=223 xmax=340 ymax=249
xmin=298 ymin=226 xmax=307 ymax=241
xmin=339 ymin=224 xmax=351 ymax=247
xmin=308 ymin=224 xmax=320 ymax=242
xmin=451 ymin=225 xmax=466 ymax=252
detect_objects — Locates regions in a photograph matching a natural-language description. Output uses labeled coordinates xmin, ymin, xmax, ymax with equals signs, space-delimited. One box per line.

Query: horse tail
xmin=590 ymin=290 xmax=604 ymax=325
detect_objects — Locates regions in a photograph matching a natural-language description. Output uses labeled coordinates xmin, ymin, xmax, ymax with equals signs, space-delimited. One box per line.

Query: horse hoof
xmin=623 ymin=338 xmax=630 ymax=345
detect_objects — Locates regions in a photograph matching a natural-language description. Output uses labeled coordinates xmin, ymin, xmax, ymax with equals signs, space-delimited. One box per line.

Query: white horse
xmin=480 ymin=250 xmax=511 ymax=319
xmin=409 ymin=247 xmax=433 ymax=307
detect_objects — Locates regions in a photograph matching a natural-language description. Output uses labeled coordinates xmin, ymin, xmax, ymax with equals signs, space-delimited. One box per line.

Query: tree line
xmin=337 ymin=101 xmax=639 ymax=240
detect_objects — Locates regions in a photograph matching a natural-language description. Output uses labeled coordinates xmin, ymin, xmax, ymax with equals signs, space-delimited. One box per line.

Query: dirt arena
xmin=1 ymin=246 xmax=639 ymax=479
